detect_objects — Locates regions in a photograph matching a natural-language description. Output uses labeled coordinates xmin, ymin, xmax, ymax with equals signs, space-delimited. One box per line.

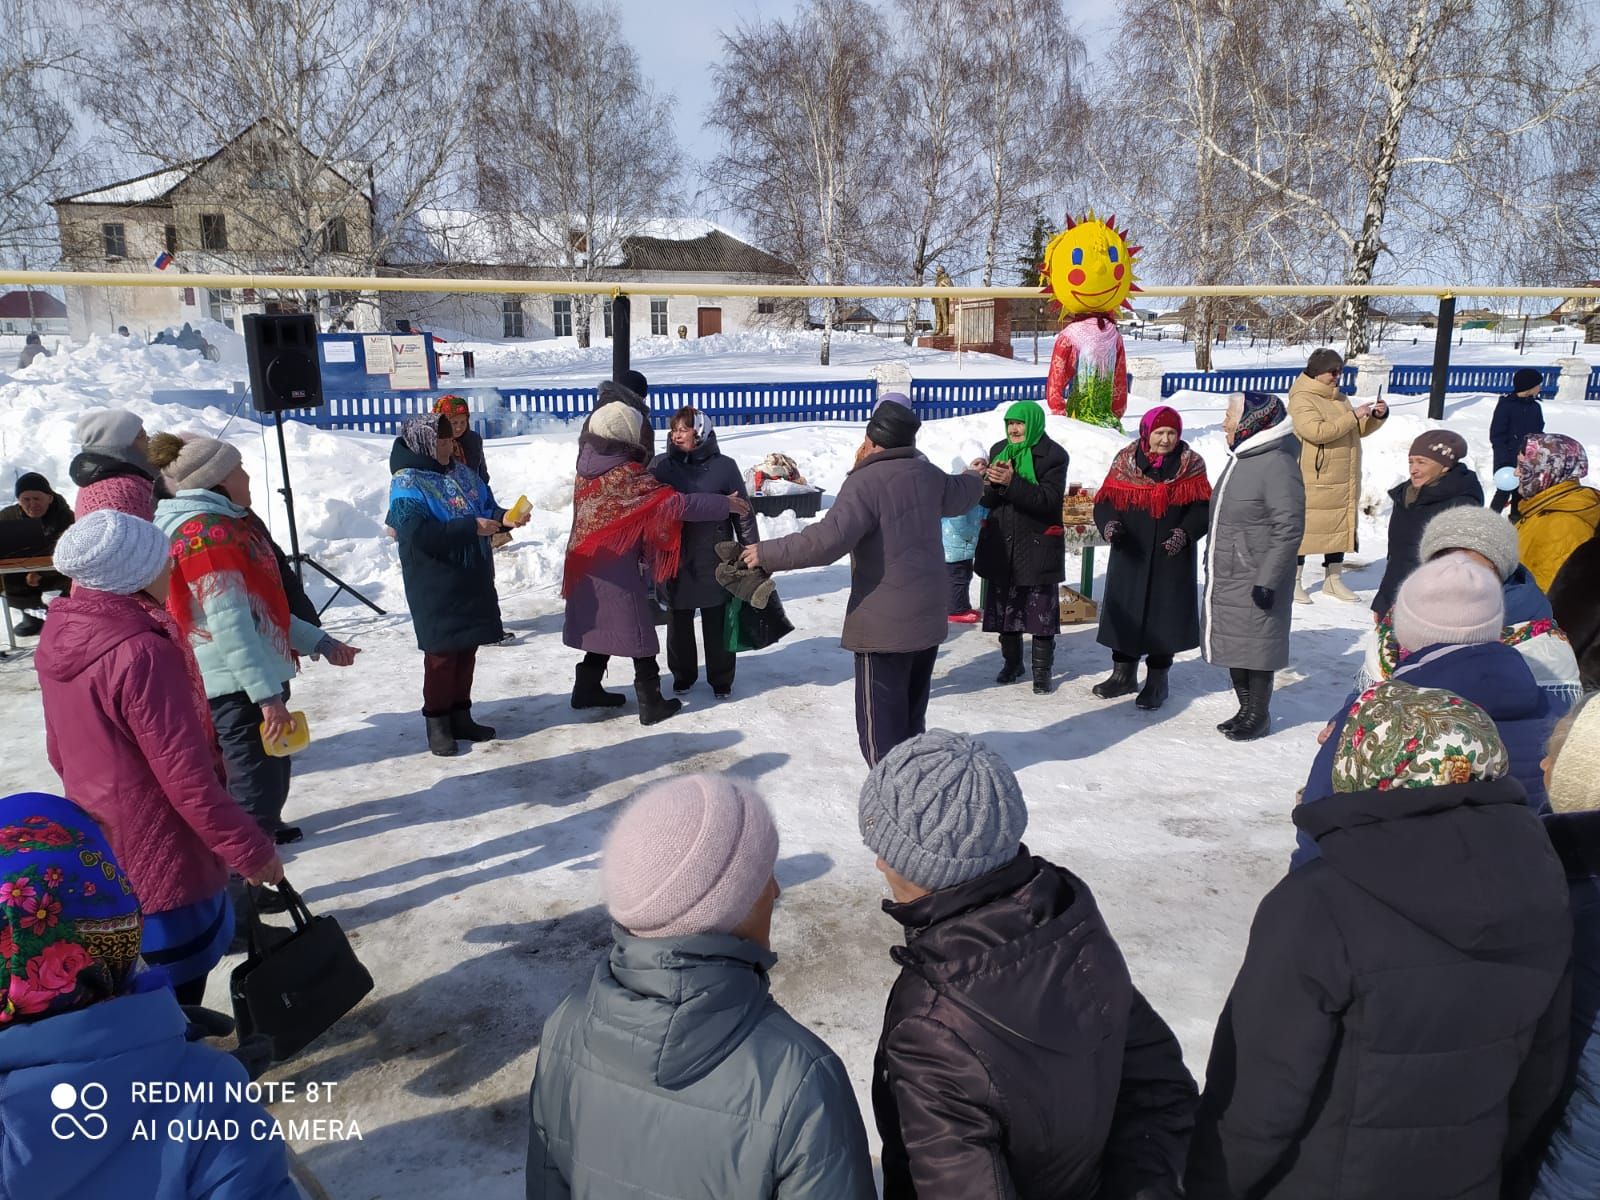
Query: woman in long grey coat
xmin=650 ymin=406 xmax=758 ymax=698
xmin=562 ymin=402 xmax=748 ymax=726
xmin=1202 ymin=391 xmax=1306 ymax=741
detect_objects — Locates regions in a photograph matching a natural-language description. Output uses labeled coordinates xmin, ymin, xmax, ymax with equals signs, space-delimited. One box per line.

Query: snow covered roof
xmin=392 ymin=209 xmax=796 ymax=277
xmin=56 ymin=165 xmax=200 ymax=207
xmin=0 ymin=291 xmax=66 ymax=319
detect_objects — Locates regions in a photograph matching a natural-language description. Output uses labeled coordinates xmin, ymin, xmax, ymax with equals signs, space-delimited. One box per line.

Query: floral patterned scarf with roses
xmin=0 ymin=792 xmax=143 ymax=1026
xmin=165 ymin=507 xmax=292 ymax=665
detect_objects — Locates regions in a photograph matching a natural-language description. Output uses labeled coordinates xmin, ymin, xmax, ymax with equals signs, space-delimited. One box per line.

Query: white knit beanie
xmin=51 ymin=510 xmax=171 ymax=595
xmin=1549 ymin=696 xmax=1600 ymax=814
xmin=590 ymin=403 xmax=644 ymax=447
xmin=1392 ymin=556 xmax=1506 ymax=653
xmin=161 ymin=436 xmax=242 ymax=494
xmin=1419 ymin=506 xmax=1521 ymax=582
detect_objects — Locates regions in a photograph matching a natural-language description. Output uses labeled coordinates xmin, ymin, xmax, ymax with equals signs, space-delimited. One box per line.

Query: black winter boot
xmin=425 ymin=713 xmax=458 ymax=757
xmin=1135 ymin=665 xmax=1169 ymax=710
xmin=1216 ymin=667 xmax=1252 ymax=733
xmin=635 ymin=677 xmax=683 ymax=726
xmin=1092 ymin=658 xmax=1139 ymax=699
xmin=1031 ymin=637 xmax=1055 ymax=694
xmin=571 ymin=660 xmax=626 ymax=710
xmin=996 ymin=633 xmax=1025 ymax=684
xmin=1224 ymin=670 xmax=1275 ymax=741
xmin=450 ymin=706 xmax=495 ymax=742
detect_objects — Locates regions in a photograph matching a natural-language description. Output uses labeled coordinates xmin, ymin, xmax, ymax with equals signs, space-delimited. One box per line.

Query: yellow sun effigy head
xmin=1040 ymin=211 xmax=1141 ymax=318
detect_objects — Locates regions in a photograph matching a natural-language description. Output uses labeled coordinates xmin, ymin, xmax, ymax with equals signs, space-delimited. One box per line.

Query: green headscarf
xmin=991 ymin=401 xmax=1045 ymax=483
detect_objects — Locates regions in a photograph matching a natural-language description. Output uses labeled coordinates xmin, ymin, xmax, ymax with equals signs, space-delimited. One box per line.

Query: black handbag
xmin=229 ymin=882 xmax=374 ymax=1062
xmin=725 ymin=591 xmax=794 ymax=652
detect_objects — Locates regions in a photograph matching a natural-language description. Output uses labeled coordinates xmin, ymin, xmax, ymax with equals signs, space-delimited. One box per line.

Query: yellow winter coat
xmin=1287 ymin=373 xmax=1387 ymax=556
xmin=1515 ymin=479 xmax=1600 ymax=592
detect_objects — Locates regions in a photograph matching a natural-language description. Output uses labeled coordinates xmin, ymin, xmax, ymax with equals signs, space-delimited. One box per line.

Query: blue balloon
xmin=1494 ymin=466 xmax=1520 ymax=492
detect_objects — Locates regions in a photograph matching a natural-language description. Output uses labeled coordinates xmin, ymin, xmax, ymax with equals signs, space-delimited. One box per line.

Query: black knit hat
xmin=1512 ymin=367 xmax=1543 ymax=394
xmin=865 ymin=394 xmax=920 ymax=449
xmin=621 ymin=369 xmax=649 ymax=398
xmin=14 ymin=472 xmax=51 ymax=499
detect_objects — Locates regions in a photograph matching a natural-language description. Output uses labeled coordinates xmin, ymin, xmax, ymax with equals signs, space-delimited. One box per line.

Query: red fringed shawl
xmin=1096 ymin=443 xmax=1212 ymax=519
xmin=562 ymin=462 xmax=684 ymax=597
xmin=166 ymin=513 xmax=291 ymax=658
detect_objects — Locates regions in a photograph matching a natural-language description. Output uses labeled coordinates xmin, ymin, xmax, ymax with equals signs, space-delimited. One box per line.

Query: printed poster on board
xmin=388 ymin=335 xmax=429 ymax=389
xmin=363 ymin=334 xmax=393 ymax=374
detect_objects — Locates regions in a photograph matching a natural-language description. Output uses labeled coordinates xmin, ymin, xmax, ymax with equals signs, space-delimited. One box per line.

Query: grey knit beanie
xmin=161 ymin=436 xmax=242 ymax=494
xmin=1418 ymin=506 xmax=1520 ymax=582
xmin=75 ymin=409 xmax=145 ymax=450
xmin=859 ymin=730 xmax=1027 ymax=891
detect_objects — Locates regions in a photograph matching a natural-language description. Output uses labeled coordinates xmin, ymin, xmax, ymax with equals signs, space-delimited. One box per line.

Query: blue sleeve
xmin=388 ymin=497 xmax=478 ymax=556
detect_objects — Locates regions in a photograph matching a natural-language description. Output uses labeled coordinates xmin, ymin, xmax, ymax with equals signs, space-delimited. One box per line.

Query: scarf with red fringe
xmin=562 ymin=461 xmax=684 ymax=597
xmin=165 ymin=512 xmax=292 ymax=665
xmin=1095 ymin=443 xmax=1211 ymax=520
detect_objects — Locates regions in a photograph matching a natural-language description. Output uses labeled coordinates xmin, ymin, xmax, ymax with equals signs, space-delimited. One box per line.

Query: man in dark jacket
xmin=862 ymin=730 xmax=1198 ymax=1198
xmin=1 ymin=472 xmax=75 ymax=637
xmin=1190 ymin=681 xmax=1572 ymax=1200
xmin=1371 ymin=429 xmax=1484 ymax=613
xmin=1491 ymin=367 xmax=1546 ymax=514
xmin=743 ymin=395 xmax=984 ymax=765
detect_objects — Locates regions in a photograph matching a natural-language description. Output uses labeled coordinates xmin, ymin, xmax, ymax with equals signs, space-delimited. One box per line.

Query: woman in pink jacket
xmin=33 ymin=510 xmax=282 ymax=1005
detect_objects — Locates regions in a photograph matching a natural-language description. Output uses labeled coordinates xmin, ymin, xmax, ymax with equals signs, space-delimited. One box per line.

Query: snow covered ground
xmin=2 ymin=331 xmax=1599 ymax=1198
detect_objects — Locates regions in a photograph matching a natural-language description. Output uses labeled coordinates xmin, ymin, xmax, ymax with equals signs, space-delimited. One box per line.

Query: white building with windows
xmin=381 ymin=211 xmax=805 ymax=342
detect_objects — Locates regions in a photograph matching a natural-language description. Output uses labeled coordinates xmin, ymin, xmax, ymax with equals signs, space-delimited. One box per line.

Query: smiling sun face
xmin=1040 ymin=211 xmax=1141 ymax=318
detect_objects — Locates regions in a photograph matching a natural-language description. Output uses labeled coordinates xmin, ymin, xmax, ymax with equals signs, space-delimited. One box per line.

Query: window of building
xmin=319 ymin=216 xmax=349 ymax=254
xmin=603 ymin=298 xmax=613 ymax=339
xmin=199 ymin=213 xmax=228 ymax=251
xmin=164 ymin=224 xmax=178 ymax=254
xmin=650 ymin=298 xmax=668 ymax=336
xmin=102 ymin=223 xmax=127 ymax=258
xmin=502 ymin=296 xmax=525 ymax=339
xmin=553 ymin=298 xmax=573 ymax=338
xmin=757 ymin=298 xmax=777 ymax=315
xmin=206 ymin=289 xmax=234 ymax=328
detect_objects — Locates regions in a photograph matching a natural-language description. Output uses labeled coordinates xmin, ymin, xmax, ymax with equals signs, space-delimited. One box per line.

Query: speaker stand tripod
xmin=273 ymin=412 xmax=386 ymax=617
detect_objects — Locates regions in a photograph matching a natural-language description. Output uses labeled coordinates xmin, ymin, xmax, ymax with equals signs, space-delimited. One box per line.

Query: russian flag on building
xmin=152 ymin=250 xmax=174 ymax=271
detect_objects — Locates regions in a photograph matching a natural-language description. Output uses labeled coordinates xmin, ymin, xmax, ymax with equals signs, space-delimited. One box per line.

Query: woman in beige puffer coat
xmin=1286 ymin=349 xmax=1387 ymax=602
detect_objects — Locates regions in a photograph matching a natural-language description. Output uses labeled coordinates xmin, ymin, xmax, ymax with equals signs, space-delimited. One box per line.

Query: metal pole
xmin=273 ymin=411 xmax=304 ymax=583
xmin=1428 ymin=295 xmax=1455 ymax=421
xmin=611 ymin=294 xmax=631 ymax=381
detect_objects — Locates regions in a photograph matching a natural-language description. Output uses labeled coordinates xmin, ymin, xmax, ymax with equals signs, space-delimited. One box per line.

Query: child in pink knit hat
xmin=527 ymin=773 xmax=874 ymax=1199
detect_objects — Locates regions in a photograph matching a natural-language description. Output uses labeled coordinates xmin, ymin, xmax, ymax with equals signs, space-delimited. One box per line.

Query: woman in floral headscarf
xmin=1189 ymin=682 xmax=1571 ymax=1200
xmin=434 ymin=393 xmax=490 ymax=483
xmin=1513 ymin=432 xmax=1600 ymax=591
xmin=1091 ymin=405 xmax=1211 ymax=710
xmin=388 ymin=413 xmax=527 ymax=757
xmin=0 ymin=791 xmax=298 ymax=1199
xmin=974 ymin=400 xmax=1068 ymax=694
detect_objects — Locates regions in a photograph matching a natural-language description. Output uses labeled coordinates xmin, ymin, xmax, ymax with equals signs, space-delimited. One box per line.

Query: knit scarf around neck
xmin=562 ymin=461 xmax=683 ymax=598
xmin=1096 ymin=442 xmax=1212 ymax=519
xmin=165 ymin=509 xmax=292 ymax=663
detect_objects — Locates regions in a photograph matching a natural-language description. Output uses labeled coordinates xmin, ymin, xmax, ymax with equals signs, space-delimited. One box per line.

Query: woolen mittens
xmin=1163 ymin=528 xmax=1188 ymax=556
xmin=602 ymin=773 xmax=779 ymax=939
xmin=1392 ymin=556 xmax=1504 ymax=653
xmin=1418 ymin=506 xmax=1521 ymax=581
xmin=859 ymin=730 xmax=1027 ymax=892
xmin=52 ymin=510 xmax=171 ymax=594
xmin=1251 ymin=586 xmax=1275 ymax=611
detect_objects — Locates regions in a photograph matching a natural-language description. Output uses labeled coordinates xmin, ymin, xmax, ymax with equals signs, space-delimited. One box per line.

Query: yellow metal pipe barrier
xmin=0 ymin=269 xmax=1597 ymax=301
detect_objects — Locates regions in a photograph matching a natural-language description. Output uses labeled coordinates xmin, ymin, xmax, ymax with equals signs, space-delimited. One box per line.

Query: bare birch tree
xmin=472 ymin=0 xmax=684 ymax=348
xmin=0 ymin=0 xmax=81 ymax=267
xmin=75 ymin=0 xmax=476 ymax=325
xmin=708 ymin=0 xmax=891 ymax=365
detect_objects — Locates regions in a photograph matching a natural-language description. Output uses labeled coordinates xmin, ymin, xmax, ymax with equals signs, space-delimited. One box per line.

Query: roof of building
xmin=619 ymin=229 xmax=796 ymax=277
xmin=0 ymin=291 xmax=67 ymax=319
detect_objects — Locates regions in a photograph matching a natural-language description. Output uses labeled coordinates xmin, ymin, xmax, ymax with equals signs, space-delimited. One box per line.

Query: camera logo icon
xmin=50 ymin=1082 xmax=109 ymax=1141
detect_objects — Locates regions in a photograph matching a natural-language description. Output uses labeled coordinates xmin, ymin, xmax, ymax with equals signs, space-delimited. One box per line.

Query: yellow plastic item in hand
xmin=505 ymin=494 xmax=531 ymax=524
xmin=260 ymin=711 xmax=311 ymax=757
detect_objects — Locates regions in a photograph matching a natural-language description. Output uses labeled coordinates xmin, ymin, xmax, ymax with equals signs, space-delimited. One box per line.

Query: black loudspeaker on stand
xmin=242 ymin=314 xmax=385 ymax=616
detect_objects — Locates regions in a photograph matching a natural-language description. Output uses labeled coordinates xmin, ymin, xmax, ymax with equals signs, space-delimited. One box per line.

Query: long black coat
xmin=974 ymin=435 xmax=1068 ymax=589
xmin=648 ymin=432 xmax=757 ymax=611
xmin=1188 ymin=777 xmax=1572 ymax=1200
xmin=1549 ymin=529 xmax=1600 ymax=691
xmin=386 ymin=440 xmax=503 ymax=653
xmin=1371 ymin=463 xmax=1484 ymax=614
xmin=875 ymin=849 xmax=1197 ymax=1200
xmin=1093 ymin=445 xmax=1211 ymax=657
